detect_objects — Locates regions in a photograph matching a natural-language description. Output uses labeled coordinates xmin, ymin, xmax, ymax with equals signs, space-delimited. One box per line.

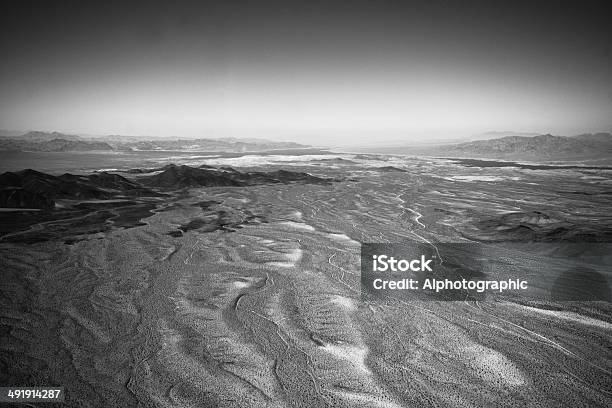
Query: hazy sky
xmin=1 ymin=0 xmax=610 ymax=145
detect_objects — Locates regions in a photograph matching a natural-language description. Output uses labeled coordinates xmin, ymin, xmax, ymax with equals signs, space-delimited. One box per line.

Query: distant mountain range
xmin=440 ymin=133 xmax=612 ymax=160
xmin=0 ymin=131 xmax=309 ymax=152
xmin=3 ymin=130 xmax=83 ymax=142
xmin=367 ymin=132 xmax=612 ymax=161
xmin=0 ymin=137 xmax=114 ymax=152
xmin=467 ymin=131 xmax=541 ymax=141
xmin=112 ymin=138 xmax=307 ymax=152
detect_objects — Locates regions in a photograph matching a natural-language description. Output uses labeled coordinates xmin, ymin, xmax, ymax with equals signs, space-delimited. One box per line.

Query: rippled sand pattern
xmin=1 ymin=158 xmax=611 ymax=407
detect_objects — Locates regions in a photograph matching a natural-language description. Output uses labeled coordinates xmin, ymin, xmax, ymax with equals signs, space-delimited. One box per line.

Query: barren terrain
xmin=1 ymin=154 xmax=611 ymax=407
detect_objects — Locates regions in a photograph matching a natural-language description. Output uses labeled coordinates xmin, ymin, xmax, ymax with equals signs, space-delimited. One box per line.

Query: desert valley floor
xmin=1 ymin=153 xmax=611 ymax=407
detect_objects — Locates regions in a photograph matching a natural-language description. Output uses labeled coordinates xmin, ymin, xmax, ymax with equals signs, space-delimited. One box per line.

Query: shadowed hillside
xmin=141 ymin=164 xmax=332 ymax=188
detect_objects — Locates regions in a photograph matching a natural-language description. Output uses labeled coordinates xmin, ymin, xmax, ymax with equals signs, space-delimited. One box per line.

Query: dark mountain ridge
xmin=0 ymin=188 xmax=55 ymax=210
xmin=0 ymin=169 xmax=160 ymax=208
xmin=141 ymin=164 xmax=332 ymax=188
xmin=0 ymin=165 xmax=333 ymax=208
